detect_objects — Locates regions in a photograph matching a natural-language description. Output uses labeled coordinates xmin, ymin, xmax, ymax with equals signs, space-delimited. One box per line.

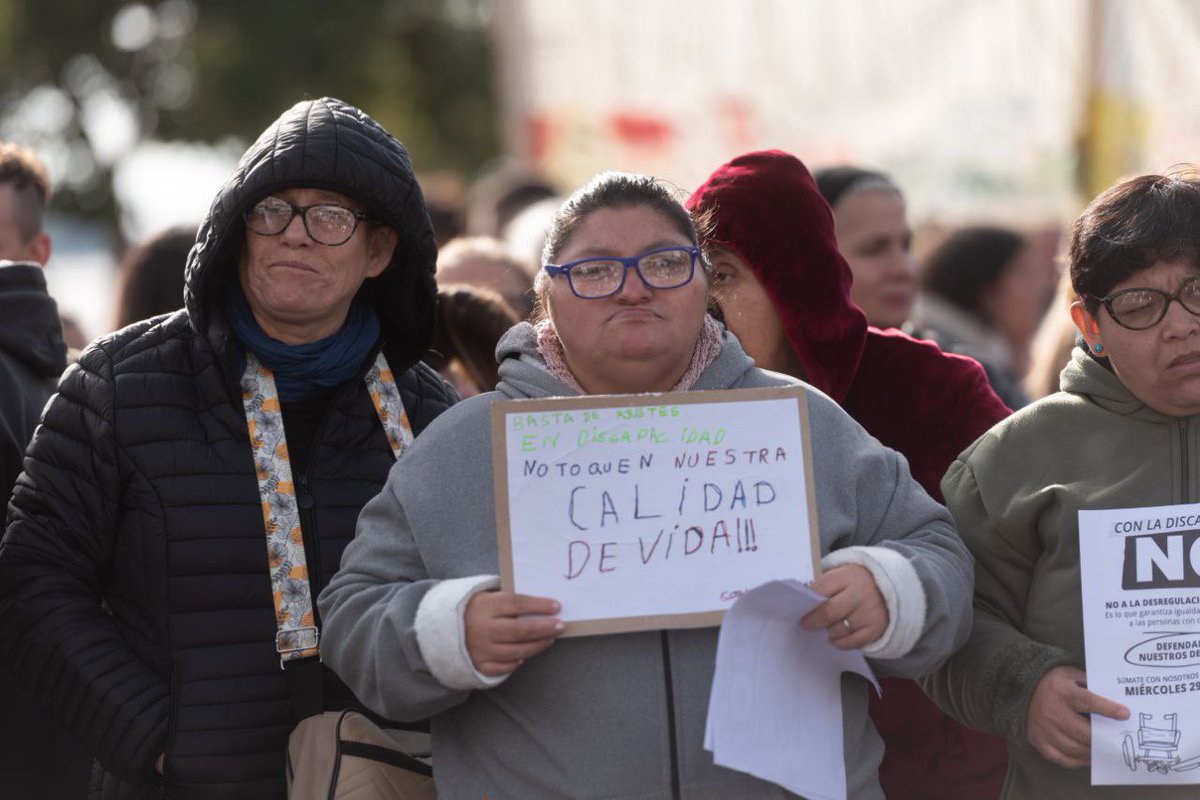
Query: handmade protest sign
xmin=1080 ymin=503 xmax=1200 ymax=785
xmin=492 ymin=386 xmax=819 ymax=636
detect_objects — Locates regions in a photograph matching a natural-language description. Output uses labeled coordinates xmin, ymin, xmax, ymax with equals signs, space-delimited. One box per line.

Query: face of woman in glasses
xmin=1072 ymin=258 xmax=1200 ymax=416
xmin=239 ymin=187 xmax=396 ymax=344
xmin=545 ymin=204 xmax=708 ymax=394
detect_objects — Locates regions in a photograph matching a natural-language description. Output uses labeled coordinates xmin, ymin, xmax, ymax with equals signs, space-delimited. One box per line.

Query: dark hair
xmin=0 ymin=141 xmax=51 ymax=241
xmin=114 ymin=226 xmax=197 ymax=328
xmin=533 ymin=172 xmax=710 ymax=322
xmin=1070 ymin=169 xmax=1200 ymax=314
xmin=922 ymin=226 xmax=1026 ymax=321
xmin=426 ymin=283 xmax=519 ymax=392
xmin=541 ymin=171 xmax=704 ymax=265
xmin=814 ymin=165 xmax=900 ymax=211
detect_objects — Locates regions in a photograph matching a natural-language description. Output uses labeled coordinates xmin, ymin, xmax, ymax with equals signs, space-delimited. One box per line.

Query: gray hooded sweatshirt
xmin=319 ymin=323 xmax=972 ymax=799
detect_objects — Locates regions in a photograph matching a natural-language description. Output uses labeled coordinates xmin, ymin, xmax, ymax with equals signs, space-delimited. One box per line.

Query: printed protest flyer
xmin=492 ymin=386 xmax=819 ymax=636
xmin=1080 ymin=503 xmax=1200 ymax=785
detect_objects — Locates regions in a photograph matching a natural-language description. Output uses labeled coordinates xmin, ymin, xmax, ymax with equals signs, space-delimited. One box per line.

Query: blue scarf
xmin=224 ymin=286 xmax=381 ymax=403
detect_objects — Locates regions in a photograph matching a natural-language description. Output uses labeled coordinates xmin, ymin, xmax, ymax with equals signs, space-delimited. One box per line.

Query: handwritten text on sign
xmin=493 ymin=388 xmax=819 ymax=635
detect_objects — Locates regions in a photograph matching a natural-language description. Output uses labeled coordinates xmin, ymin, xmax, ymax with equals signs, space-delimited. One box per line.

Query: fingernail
xmin=554 ymin=621 xmax=565 ymax=631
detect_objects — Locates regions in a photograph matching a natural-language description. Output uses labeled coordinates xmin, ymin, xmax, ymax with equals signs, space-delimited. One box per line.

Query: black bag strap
xmin=329 ymin=711 xmax=435 ymax=792
xmin=338 ymin=742 xmax=434 ymax=777
xmin=285 ymin=656 xmax=326 ymax=722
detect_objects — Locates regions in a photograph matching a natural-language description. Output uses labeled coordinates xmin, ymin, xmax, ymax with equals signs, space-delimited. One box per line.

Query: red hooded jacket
xmin=689 ymin=150 xmax=1011 ymax=799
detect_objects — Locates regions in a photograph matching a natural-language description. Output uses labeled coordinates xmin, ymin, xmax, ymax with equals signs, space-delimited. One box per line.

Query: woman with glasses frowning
xmin=922 ymin=170 xmax=1200 ymax=800
xmin=318 ymin=171 xmax=972 ymax=799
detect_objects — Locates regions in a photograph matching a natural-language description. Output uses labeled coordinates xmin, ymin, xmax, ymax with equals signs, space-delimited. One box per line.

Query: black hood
xmin=183 ymin=97 xmax=438 ymax=369
xmin=0 ymin=261 xmax=67 ymax=378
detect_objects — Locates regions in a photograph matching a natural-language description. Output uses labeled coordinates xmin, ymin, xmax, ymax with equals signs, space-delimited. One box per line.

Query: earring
xmin=1094 ymin=343 xmax=1104 ymax=354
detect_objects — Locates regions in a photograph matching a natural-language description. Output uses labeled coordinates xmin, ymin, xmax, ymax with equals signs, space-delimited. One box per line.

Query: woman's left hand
xmin=801 ymin=564 xmax=889 ymax=650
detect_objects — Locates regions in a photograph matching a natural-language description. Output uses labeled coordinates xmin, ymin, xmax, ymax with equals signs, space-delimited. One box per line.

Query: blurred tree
xmin=0 ymin=0 xmax=499 ymax=232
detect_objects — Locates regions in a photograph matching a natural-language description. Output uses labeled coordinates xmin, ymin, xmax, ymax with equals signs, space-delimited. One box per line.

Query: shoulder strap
xmin=241 ymin=351 xmax=413 ymax=676
xmin=365 ymin=353 xmax=415 ymax=458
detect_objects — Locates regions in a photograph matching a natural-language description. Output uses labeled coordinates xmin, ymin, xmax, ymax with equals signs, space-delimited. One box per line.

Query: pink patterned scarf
xmin=536 ymin=314 xmax=723 ymax=394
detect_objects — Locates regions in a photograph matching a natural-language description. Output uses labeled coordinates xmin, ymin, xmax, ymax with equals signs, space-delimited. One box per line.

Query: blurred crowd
xmin=38 ymin=148 xmax=1074 ymax=410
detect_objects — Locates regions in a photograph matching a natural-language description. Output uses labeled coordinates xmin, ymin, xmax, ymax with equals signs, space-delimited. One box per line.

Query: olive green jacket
xmin=923 ymin=346 xmax=1200 ymax=799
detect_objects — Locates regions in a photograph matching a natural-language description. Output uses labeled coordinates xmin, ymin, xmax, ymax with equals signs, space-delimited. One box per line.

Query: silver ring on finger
xmin=841 ymin=618 xmax=853 ymax=633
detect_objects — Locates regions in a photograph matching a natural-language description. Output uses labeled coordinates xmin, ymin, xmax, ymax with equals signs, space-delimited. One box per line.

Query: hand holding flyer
xmin=1026 ymin=664 xmax=1129 ymax=770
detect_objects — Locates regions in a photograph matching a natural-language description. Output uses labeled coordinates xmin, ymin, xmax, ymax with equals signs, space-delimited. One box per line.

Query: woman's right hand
xmin=1027 ymin=665 xmax=1129 ymax=768
xmin=464 ymin=591 xmax=564 ymax=677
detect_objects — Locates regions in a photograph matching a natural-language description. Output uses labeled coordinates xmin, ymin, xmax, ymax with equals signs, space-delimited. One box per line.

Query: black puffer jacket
xmin=0 ymin=260 xmax=66 ymax=500
xmin=0 ymin=98 xmax=455 ymax=799
xmin=0 ymin=262 xmax=92 ymax=798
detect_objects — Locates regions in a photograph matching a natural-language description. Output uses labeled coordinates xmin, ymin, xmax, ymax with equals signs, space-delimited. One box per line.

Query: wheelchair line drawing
xmin=1122 ymin=711 xmax=1200 ymax=774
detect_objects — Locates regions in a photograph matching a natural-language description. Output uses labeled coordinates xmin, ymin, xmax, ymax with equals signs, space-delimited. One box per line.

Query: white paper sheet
xmin=704 ymin=580 xmax=880 ymax=800
xmin=1080 ymin=503 xmax=1200 ymax=785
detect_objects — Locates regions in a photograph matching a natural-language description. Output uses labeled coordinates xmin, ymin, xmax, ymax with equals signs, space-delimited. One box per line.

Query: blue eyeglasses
xmin=543 ymin=246 xmax=699 ymax=299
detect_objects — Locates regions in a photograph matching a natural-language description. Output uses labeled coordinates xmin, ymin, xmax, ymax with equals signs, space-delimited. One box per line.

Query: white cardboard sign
xmin=492 ymin=386 xmax=820 ymax=636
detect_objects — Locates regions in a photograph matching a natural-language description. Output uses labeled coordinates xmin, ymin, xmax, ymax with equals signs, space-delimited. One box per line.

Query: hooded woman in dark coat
xmin=0 ymin=98 xmax=455 ymax=799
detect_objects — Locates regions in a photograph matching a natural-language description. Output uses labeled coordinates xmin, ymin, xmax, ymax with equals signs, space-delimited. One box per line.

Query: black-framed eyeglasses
xmin=543 ymin=246 xmax=699 ymax=299
xmin=243 ymin=196 xmax=372 ymax=246
xmin=1088 ymin=275 xmax=1200 ymax=330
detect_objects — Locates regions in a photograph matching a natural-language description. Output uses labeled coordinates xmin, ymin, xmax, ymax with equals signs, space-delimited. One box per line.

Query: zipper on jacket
xmin=296 ymin=471 xmax=318 ymax=579
xmin=298 ymin=381 xmax=360 ymax=572
xmin=1181 ymin=418 xmax=1191 ymax=504
xmin=160 ymin=665 xmax=181 ymax=789
xmin=291 ymin=350 xmax=397 ymax=629
xmin=660 ymin=631 xmax=681 ymax=800
xmin=295 ymin=378 xmax=365 ymax=620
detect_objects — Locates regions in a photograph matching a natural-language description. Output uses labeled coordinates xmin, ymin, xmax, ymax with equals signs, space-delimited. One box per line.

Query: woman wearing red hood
xmin=688 ymin=150 xmax=1011 ymax=799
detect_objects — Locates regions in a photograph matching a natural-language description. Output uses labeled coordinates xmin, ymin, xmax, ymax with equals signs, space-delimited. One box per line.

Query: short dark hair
xmin=0 ymin=142 xmax=52 ymax=241
xmin=1070 ymin=169 xmax=1200 ymax=313
xmin=922 ymin=226 xmax=1026 ymax=322
xmin=814 ymin=165 xmax=900 ymax=211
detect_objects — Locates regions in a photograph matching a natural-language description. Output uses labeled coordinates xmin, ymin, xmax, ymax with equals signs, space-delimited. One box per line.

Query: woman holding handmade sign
xmin=319 ymin=172 xmax=972 ymax=798
xmin=922 ymin=170 xmax=1200 ymax=799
